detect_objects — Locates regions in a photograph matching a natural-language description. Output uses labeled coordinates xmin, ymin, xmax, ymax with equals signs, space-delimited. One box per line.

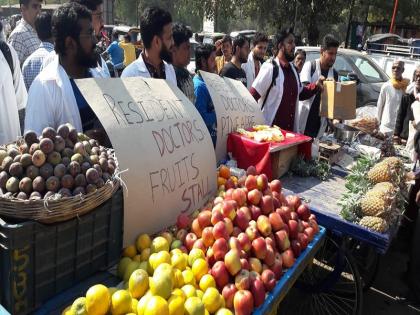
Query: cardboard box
xmin=320 ymin=80 xmax=356 ymax=120
xmin=271 ymin=146 xmax=298 ymax=178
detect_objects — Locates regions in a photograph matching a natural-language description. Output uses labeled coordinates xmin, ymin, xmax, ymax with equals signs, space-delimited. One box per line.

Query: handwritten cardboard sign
xmin=76 ymin=78 xmax=217 ymax=245
xmin=199 ymin=71 xmax=265 ymax=162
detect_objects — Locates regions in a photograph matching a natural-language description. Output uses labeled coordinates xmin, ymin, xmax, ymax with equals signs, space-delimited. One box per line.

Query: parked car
xmin=194 ymin=32 xmax=226 ymax=44
xmin=230 ymin=30 xmax=256 ymax=41
xmin=297 ymin=47 xmax=389 ymax=107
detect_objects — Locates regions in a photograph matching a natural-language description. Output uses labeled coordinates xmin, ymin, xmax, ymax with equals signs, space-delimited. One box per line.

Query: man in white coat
xmin=298 ymin=34 xmax=339 ymax=138
xmin=377 ymin=60 xmax=409 ymax=137
xmin=121 ymin=6 xmax=176 ymax=86
xmin=242 ymin=32 xmax=268 ymax=90
xmin=0 ymin=23 xmax=27 ymax=145
xmin=25 ymin=2 xmax=104 ymax=135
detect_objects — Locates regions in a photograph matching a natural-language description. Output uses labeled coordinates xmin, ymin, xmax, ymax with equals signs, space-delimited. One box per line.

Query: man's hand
xmin=393 ymin=135 xmax=402 ymax=145
xmin=215 ymin=39 xmax=222 ymax=51
xmin=316 ymin=75 xmax=326 ymax=92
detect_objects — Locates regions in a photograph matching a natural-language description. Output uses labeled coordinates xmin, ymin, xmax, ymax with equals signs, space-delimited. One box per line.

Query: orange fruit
xmin=218 ymin=165 xmax=230 ymax=180
xmin=122 ymin=245 xmax=137 ymax=258
xmin=217 ymin=177 xmax=227 ymax=187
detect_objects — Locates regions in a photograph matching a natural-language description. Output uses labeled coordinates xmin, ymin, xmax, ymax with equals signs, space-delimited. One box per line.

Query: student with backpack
xmin=250 ymin=29 xmax=324 ymax=132
xmin=298 ymin=34 xmax=339 ymax=138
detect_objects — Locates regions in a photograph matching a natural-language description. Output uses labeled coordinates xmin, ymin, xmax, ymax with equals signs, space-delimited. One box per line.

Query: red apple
xmin=193 ymin=239 xmax=206 ymax=252
xmin=238 ymin=233 xmax=251 ymax=252
xmin=260 ymin=195 xmax=274 ymax=215
xmin=271 ymin=256 xmax=283 ymax=280
xmin=301 ymin=221 xmax=310 ymax=229
xmin=265 ymin=236 xmax=276 ymax=251
xmin=296 ymin=204 xmax=311 ymax=221
xmin=277 ymin=206 xmax=291 ymax=222
xmin=179 ymin=245 xmax=188 ymax=254
xmin=229 ymin=236 xmax=242 ymax=251
xmin=250 ymin=205 xmax=262 ymax=221
xmin=285 ymin=195 xmax=301 ymax=211
xmin=249 ymin=270 xmax=261 ymax=281
xmin=309 ymin=219 xmax=320 ymax=234
xmin=212 ymin=261 xmax=230 ymax=289
xmin=272 ymin=196 xmax=281 ymax=210
xmin=176 ymin=213 xmax=190 ymax=229
xmin=235 ymin=269 xmax=251 ymax=290
xmin=202 ymin=226 xmax=215 ymax=247
xmin=222 ymin=283 xmax=238 ymax=309
xmin=198 ymin=210 xmax=212 ymax=228
xmin=232 ymin=226 xmax=242 ymax=237
xmin=245 ymin=226 xmax=258 ymax=241
xmin=176 ymin=229 xmax=188 ymax=243
xmin=270 ymin=179 xmax=282 ymax=193
xmin=256 ymin=174 xmax=268 ymax=191
xmin=304 ymin=227 xmax=315 ymax=242
xmin=245 ymin=175 xmax=258 ymax=191
xmin=213 ymin=196 xmax=224 ymax=205
xmin=250 ymin=277 xmax=266 ymax=307
xmin=185 ymin=233 xmax=198 ymax=251
xmin=274 ymin=230 xmax=290 ymax=251
xmin=213 ymin=238 xmax=229 ymax=261
xmin=247 ymin=189 xmax=262 ymax=206
xmin=261 ymin=269 xmax=276 ymax=292
xmin=225 ymin=178 xmax=236 ymax=190
xmin=282 ymin=248 xmax=295 ymax=268
xmin=225 ymin=249 xmax=242 ymax=276
xmin=269 ymin=212 xmax=285 ymax=231
xmin=257 ymin=215 xmax=272 ymax=237
xmin=290 ymin=212 xmax=299 ymax=221
xmin=246 ymin=165 xmax=257 ymax=176
xmin=291 ymin=239 xmax=302 ymax=257
xmin=288 ymin=220 xmax=299 ymax=240
xmin=206 ymin=247 xmax=216 ymax=266
xmin=224 ymin=218 xmax=234 ymax=236
xmin=211 ymin=208 xmax=224 ymax=225
xmin=233 ymin=188 xmax=247 ymax=207
xmin=263 ymin=188 xmax=272 ymax=197
xmin=234 ymin=290 xmax=254 ymax=315
xmin=241 ymin=258 xmax=250 ymax=270
xmin=192 ymin=218 xmax=203 ymax=237
xmin=298 ymin=233 xmax=309 ymax=250
xmin=252 ymin=237 xmax=267 ymax=260
xmin=222 ymin=200 xmax=236 ymax=221
xmin=213 ymin=221 xmax=229 ymax=240
xmin=264 ymin=245 xmax=276 ymax=267
xmin=234 ymin=208 xmax=250 ymax=231
xmin=240 ymin=250 xmax=248 ymax=259
xmin=240 ymin=206 xmax=252 ymax=220
xmin=249 ymin=257 xmax=262 ymax=274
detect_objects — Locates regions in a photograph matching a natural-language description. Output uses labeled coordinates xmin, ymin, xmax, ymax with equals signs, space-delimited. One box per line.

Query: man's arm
xmin=299 ymin=76 xmax=325 ymax=100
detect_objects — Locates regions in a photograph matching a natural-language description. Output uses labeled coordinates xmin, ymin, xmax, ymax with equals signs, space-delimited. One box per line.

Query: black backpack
xmin=0 ymin=41 xmax=14 ymax=82
xmin=309 ymin=59 xmax=338 ymax=81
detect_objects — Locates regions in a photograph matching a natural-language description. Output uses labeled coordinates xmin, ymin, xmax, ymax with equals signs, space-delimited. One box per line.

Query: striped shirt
xmin=8 ymin=19 xmax=41 ymax=66
xmin=22 ymin=42 xmax=54 ymax=90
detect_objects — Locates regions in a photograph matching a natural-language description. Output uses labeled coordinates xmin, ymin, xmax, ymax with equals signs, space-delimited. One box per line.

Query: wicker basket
xmin=0 ymin=176 xmax=120 ymax=224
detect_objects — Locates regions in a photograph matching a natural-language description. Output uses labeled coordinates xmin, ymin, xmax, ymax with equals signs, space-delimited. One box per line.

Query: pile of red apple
xmin=176 ymin=166 xmax=319 ymax=315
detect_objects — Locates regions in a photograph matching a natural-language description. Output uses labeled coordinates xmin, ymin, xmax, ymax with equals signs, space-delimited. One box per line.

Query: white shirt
xmin=252 ymin=57 xmax=302 ymax=128
xmin=297 ymin=59 xmax=335 ymax=138
xmin=0 ymin=43 xmax=27 ymax=145
xmin=24 ymin=55 xmax=102 ymax=135
xmin=121 ymin=53 xmax=177 ymax=86
xmin=241 ymin=51 xmax=260 ymax=90
xmin=377 ymin=81 xmax=405 ymax=135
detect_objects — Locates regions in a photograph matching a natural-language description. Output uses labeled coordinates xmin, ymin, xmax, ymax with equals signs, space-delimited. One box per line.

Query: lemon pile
xmin=62 ymin=233 xmax=232 ymax=315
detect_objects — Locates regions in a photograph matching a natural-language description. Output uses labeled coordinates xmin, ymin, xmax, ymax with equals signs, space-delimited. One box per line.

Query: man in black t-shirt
xmin=220 ymin=35 xmax=249 ymax=87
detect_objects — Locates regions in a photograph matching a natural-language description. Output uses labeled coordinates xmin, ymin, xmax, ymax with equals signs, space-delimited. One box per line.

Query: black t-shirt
xmin=174 ymin=66 xmax=195 ymax=104
xmin=220 ymin=62 xmax=247 ymax=87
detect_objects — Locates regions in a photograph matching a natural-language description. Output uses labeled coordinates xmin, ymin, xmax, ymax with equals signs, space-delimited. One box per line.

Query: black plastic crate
xmin=0 ymin=188 xmax=123 ymax=315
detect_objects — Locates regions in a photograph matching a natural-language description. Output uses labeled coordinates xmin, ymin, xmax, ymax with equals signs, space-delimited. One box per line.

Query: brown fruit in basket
xmin=17 ymin=192 xmax=28 ymax=200
xmin=39 ymin=138 xmax=54 ymax=155
xmin=0 ymin=171 xmax=9 ymax=189
xmin=89 ymin=139 xmax=98 ymax=147
xmin=61 ymin=174 xmax=75 ymax=190
xmin=91 ymin=146 xmax=100 ymax=156
xmin=96 ymin=178 xmax=105 ymax=188
xmin=74 ymin=173 xmax=87 ymax=187
xmin=19 ymin=143 xmax=28 ymax=154
xmin=102 ymin=172 xmax=111 ymax=182
xmin=61 ymin=157 xmax=70 ymax=167
xmin=93 ymin=164 xmax=103 ymax=177
xmin=86 ymin=168 xmax=99 ymax=184
xmin=54 ymin=164 xmax=66 ymax=178
xmin=19 ymin=177 xmax=32 ymax=194
xmin=42 ymin=127 xmax=57 ymax=141
xmin=74 ymin=142 xmax=86 ymax=156
xmin=40 ymin=163 xmax=54 ymax=179
xmin=73 ymin=186 xmax=86 ymax=196
xmin=68 ymin=127 xmax=78 ymax=143
xmin=86 ymin=184 xmax=97 ymax=193
xmin=30 ymin=191 xmax=42 ymax=200
xmin=58 ymin=188 xmax=72 ymax=197
xmin=54 ymin=136 xmax=66 ymax=152
xmin=26 ymin=165 xmax=40 ymax=180
xmin=83 ymin=141 xmax=92 ymax=154
xmin=81 ymin=162 xmax=91 ymax=175
xmin=7 ymin=147 xmax=20 ymax=159
xmin=29 ymin=143 xmax=40 ymax=155
xmin=99 ymin=158 xmax=108 ymax=172
xmin=65 ymin=138 xmax=75 ymax=149
xmin=24 ymin=130 xmax=39 ymax=146
xmin=62 ymin=148 xmax=74 ymax=158
xmin=21 ymin=153 xmax=32 ymax=168
xmin=13 ymin=154 xmax=22 ymax=163
xmin=89 ymin=155 xmax=99 ymax=165
xmin=32 ymin=176 xmax=46 ymax=193
xmin=47 ymin=151 xmax=62 ymax=166
xmin=6 ymin=177 xmax=19 ymax=193
xmin=71 ymin=153 xmax=84 ymax=165
xmin=68 ymin=161 xmax=81 ymax=177
xmin=9 ymin=162 xmax=23 ymax=177
xmin=108 ymin=162 xmax=115 ymax=175
xmin=1 ymin=156 xmax=13 ymax=172
xmin=32 ymin=150 xmax=46 ymax=167
xmin=46 ymin=176 xmax=60 ymax=192
xmin=57 ymin=124 xmax=70 ymax=139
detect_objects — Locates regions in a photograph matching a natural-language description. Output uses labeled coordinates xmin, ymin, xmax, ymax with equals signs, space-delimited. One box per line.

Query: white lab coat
xmin=297 ymin=59 xmax=335 ymax=138
xmin=0 ymin=43 xmax=27 ymax=145
xmin=121 ymin=53 xmax=177 ymax=86
xmin=377 ymin=81 xmax=404 ymax=135
xmin=241 ymin=51 xmax=260 ymax=90
xmin=252 ymin=57 xmax=302 ymax=129
xmin=24 ymin=55 xmax=102 ymax=135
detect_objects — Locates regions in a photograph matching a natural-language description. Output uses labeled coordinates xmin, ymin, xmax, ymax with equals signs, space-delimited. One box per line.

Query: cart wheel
xmin=347 ymin=240 xmax=380 ymax=291
xmin=279 ymin=235 xmax=363 ymax=315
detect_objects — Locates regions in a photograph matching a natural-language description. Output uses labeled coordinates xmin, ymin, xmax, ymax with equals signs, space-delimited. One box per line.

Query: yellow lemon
xmin=188 ymin=248 xmax=205 ymax=267
xmin=70 ymin=297 xmax=87 ymax=315
xmin=150 ymin=251 xmax=171 ymax=271
xmin=181 ymin=284 xmax=197 ymax=298
xmin=215 ymin=309 xmax=233 ymax=315
xmin=168 ymin=295 xmax=184 ymax=315
xmin=199 ymin=275 xmax=216 ymax=292
xmin=85 ymin=284 xmax=110 ymax=315
xmin=151 ymin=236 xmax=169 ymax=253
xmin=174 ymin=268 xmax=184 ymax=288
xmin=149 ymin=271 xmax=173 ymax=299
xmin=128 ymin=269 xmax=149 ymax=299
xmin=170 ymin=248 xmax=183 ymax=256
xmin=184 ymin=297 xmax=205 ymax=315
xmin=110 ymin=290 xmax=132 ymax=315
xmin=138 ymin=261 xmax=149 ymax=273
xmin=137 ymin=293 xmax=152 ymax=315
xmin=131 ymin=298 xmax=138 ymax=313
xmin=202 ymin=288 xmax=223 ymax=314
xmin=144 ymin=296 xmax=169 ymax=315
xmin=136 ymin=234 xmax=152 ymax=252
xmin=196 ymin=290 xmax=204 ymax=300
xmin=140 ymin=248 xmax=151 ymax=261
xmin=171 ymin=288 xmax=186 ymax=301
xmin=117 ymin=257 xmax=132 ymax=278
xmin=123 ymin=245 xmax=137 ymax=258
xmin=160 ymin=231 xmax=173 ymax=246
xmin=192 ymin=259 xmax=208 ymax=281
xmin=123 ymin=261 xmax=141 ymax=282
xmin=171 ymin=253 xmax=187 ymax=271
xmin=182 ymin=269 xmax=196 ymax=286
xmin=61 ymin=306 xmax=73 ymax=315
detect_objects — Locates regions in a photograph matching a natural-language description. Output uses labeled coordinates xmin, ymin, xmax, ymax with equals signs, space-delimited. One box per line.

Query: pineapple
xmin=367 ymin=162 xmax=392 ymax=184
xmin=371 ymin=182 xmax=395 ymax=194
xmin=359 ymin=216 xmax=389 ymax=233
xmin=360 ymin=194 xmax=391 ymax=218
